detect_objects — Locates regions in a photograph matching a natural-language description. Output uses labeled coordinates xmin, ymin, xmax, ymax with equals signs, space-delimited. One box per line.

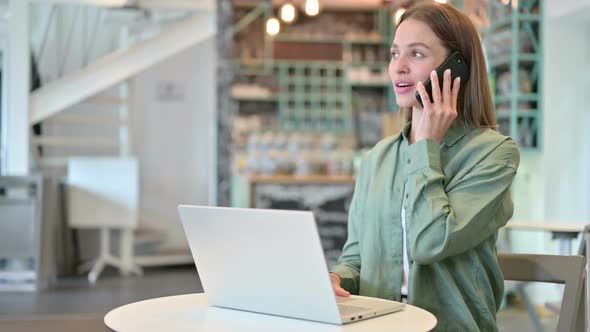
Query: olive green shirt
xmin=330 ymin=122 xmax=520 ymax=331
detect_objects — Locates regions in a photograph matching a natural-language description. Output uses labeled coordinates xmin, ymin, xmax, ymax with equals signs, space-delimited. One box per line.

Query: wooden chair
xmin=498 ymin=253 xmax=586 ymax=332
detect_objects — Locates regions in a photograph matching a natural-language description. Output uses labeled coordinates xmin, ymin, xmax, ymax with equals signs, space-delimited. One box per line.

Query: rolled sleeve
xmin=404 ymin=139 xmax=519 ymax=264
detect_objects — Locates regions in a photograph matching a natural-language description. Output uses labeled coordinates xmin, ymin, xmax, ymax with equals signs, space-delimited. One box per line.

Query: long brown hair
xmin=397 ymin=2 xmax=496 ymax=129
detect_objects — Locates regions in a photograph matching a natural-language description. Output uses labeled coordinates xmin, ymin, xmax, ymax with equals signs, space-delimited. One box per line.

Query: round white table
xmin=104 ymin=293 xmax=437 ymax=332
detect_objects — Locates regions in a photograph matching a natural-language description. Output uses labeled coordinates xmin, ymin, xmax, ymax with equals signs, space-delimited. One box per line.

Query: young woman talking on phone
xmin=329 ymin=3 xmax=520 ymax=331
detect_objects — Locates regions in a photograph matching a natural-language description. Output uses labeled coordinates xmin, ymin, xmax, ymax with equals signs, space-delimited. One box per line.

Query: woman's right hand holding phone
xmin=414 ymin=69 xmax=461 ymax=144
xmin=330 ymin=273 xmax=351 ymax=297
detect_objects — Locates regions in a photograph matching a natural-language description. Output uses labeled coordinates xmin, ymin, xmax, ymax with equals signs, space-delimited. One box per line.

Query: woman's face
xmin=389 ymin=18 xmax=449 ymax=109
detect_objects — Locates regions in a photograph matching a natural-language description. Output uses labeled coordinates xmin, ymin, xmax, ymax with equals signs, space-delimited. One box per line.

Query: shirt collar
xmin=443 ymin=122 xmax=470 ymax=147
xmin=397 ymin=121 xmax=470 ymax=147
xmin=400 ymin=121 xmax=412 ymax=142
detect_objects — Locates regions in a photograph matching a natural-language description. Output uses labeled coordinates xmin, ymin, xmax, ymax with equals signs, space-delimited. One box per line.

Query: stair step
xmin=31 ymin=136 xmax=120 ymax=148
xmin=48 ymin=113 xmax=124 ymax=126
xmin=37 ymin=156 xmax=118 ymax=168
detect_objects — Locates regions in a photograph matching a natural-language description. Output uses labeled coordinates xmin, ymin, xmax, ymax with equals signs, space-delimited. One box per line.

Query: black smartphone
xmin=415 ymin=51 xmax=470 ymax=107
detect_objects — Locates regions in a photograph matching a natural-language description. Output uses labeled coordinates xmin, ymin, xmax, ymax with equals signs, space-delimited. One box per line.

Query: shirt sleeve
xmin=404 ymin=138 xmax=520 ymax=265
xmin=329 ymin=157 xmax=369 ymax=295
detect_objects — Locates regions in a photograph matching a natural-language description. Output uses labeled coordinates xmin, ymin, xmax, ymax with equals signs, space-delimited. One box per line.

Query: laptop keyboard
xmin=338 ymin=304 xmax=370 ymax=316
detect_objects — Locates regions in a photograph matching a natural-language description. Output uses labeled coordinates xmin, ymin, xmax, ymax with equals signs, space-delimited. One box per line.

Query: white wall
xmin=131 ymin=37 xmax=216 ymax=250
xmin=507 ymin=1 xmax=590 ymax=253
xmin=509 ymin=152 xmax=547 ymax=253
xmin=507 ymin=2 xmax=590 ymax=304
xmin=542 ymin=12 xmax=590 ymax=224
xmin=508 ymin=3 xmax=590 ymax=256
xmin=546 ymin=0 xmax=590 ymax=19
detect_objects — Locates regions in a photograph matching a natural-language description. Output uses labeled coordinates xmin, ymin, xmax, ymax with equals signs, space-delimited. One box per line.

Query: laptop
xmin=177 ymin=205 xmax=405 ymax=325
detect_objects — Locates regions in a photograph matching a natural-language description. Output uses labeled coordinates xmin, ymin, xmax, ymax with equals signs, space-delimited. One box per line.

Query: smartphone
xmin=415 ymin=51 xmax=470 ymax=107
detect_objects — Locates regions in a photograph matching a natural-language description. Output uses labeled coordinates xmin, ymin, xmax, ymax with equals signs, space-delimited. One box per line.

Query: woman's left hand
xmin=414 ymin=69 xmax=461 ymax=144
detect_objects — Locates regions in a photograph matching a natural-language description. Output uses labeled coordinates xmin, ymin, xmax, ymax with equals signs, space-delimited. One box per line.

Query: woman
xmin=329 ymin=3 xmax=520 ymax=331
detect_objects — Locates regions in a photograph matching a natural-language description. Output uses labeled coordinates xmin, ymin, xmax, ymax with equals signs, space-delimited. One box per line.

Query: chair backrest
xmin=577 ymin=225 xmax=590 ymax=256
xmin=498 ymin=253 xmax=586 ymax=332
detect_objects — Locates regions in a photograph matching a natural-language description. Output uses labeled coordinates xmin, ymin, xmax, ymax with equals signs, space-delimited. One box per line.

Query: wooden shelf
xmin=343 ymin=38 xmax=385 ymax=45
xmin=494 ymin=94 xmax=539 ymax=104
xmin=349 ymin=82 xmax=390 ymax=87
xmin=249 ymin=175 xmax=355 ymax=184
xmin=275 ymin=35 xmax=344 ymax=44
xmin=232 ymin=94 xmax=278 ymax=102
xmin=483 ymin=0 xmax=542 ymax=151
xmin=490 ymin=53 xmax=538 ymax=68
xmin=496 ymin=109 xmax=538 ymax=119
xmin=346 ymin=62 xmax=389 ymax=68
xmin=487 ymin=14 xmax=540 ymax=32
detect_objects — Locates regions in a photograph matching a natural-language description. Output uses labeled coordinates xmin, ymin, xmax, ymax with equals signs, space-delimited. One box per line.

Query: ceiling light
xmin=280 ymin=3 xmax=297 ymax=23
xmin=266 ymin=17 xmax=280 ymax=36
xmin=305 ymin=0 xmax=320 ymax=17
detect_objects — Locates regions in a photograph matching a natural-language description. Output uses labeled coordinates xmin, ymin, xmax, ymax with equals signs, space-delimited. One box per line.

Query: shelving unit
xmin=483 ymin=0 xmax=543 ymax=150
xmin=231 ymin=4 xmax=397 ymax=145
xmin=232 ymin=0 xmax=544 ymax=148
xmin=276 ymin=61 xmax=351 ymax=132
xmin=229 ymin=5 xmax=398 ymax=263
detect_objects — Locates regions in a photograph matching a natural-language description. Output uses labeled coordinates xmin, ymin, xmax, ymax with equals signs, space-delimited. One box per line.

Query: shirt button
xmin=407 ymin=159 xmax=411 ymax=164
xmin=405 ymin=193 xmax=409 ymax=199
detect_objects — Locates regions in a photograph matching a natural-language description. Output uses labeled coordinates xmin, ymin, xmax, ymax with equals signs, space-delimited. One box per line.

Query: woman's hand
xmin=330 ymin=273 xmax=351 ymax=297
xmin=414 ymin=69 xmax=461 ymax=144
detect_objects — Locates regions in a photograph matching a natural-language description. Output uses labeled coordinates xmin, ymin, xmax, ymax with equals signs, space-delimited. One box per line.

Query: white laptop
xmin=177 ymin=205 xmax=405 ymax=325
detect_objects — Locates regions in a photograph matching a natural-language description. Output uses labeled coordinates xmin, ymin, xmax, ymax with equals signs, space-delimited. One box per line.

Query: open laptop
xmin=177 ymin=205 xmax=405 ymax=325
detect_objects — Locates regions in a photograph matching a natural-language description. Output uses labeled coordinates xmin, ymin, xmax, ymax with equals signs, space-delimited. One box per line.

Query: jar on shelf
xmin=295 ymin=151 xmax=312 ymax=176
xmin=308 ymin=151 xmax=326 ymax=175
xmin=287 ymin=132 xmax=304 ymax=153
xmin=320 ymin=133 xmax=338 ymax=152
xmin=247 ymin=133 xmax=260 ymax=154
xmin=246 ymin=151 xmax=260 ymax=175
xmin=340 ymin=150 xmax=355 ymax=176
xmin=326 ymin=151 xmax=343 ymax=176
xmin=258 ymin=151 xmax=276 ymax=175
xmin=274 ymin=151 xmax=295 ymax=175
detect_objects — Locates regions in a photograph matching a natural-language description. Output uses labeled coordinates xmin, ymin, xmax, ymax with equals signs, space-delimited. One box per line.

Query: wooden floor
xmin=0 ymin=266 xmax=202 ymax=332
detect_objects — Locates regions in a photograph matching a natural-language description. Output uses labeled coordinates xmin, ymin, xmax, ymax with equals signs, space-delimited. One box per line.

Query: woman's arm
xmin=405 ymin=138 xmax=519 ymax=264
xmin=329 ymin=157 xmax=371 ymax=294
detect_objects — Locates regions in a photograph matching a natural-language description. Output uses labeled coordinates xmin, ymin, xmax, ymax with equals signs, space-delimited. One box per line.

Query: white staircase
xmin=33 ymin=82 xmax=131 ymax=174
xmin=20 ymin=1 xmax=215 ymax=280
